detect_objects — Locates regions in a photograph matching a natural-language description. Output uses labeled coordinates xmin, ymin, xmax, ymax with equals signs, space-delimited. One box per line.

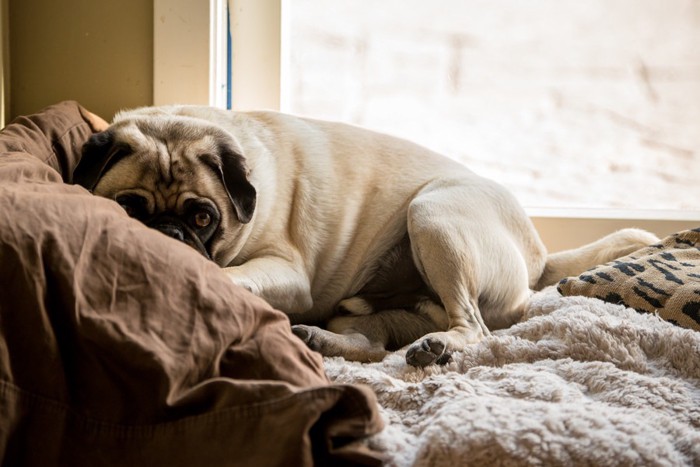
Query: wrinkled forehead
xmin=113 ymin=118 xmax=225 ymax=171
xmin=92 ymin=117 xmax=231 ymax=208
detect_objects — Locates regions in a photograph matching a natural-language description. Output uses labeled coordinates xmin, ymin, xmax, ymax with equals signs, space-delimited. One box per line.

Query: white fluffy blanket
xmin=324 ymin=288 xmax=700 ymax=466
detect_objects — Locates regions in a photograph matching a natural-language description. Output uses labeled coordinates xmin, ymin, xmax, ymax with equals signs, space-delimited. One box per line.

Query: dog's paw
xmin=291 ymin=324 xmax=324 ymax=351
xmin=405 ymin=336 xmax=452 ymax=367
xmin=292 ymin=324 xmax=389 ymax=362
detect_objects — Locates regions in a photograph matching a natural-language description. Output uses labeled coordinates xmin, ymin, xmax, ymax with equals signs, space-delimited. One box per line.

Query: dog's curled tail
xmin=534 ymin=228 xmax=659 ymax=290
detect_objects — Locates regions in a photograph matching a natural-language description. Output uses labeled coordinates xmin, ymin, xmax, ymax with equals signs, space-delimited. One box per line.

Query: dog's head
xmin=73 ymin=112 xmax=256 ymax=265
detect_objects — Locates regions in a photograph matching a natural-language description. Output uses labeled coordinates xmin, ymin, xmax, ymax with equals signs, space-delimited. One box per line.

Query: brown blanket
xmin=0 ymin=101 xmax=383 ymax=466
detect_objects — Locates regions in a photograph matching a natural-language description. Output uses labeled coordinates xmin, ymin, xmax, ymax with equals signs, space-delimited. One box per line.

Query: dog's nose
xmin=156 ymin=224 xmax=185 ymax=242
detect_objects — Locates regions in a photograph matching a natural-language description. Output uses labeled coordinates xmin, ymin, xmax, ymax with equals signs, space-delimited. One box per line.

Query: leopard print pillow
xmin=558 ymin=228 xmax=700 ymax=332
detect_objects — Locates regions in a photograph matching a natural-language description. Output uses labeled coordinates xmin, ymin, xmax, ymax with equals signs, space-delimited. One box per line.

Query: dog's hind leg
xmin=403 ymin=182 xmax=538 ymax=367
xmin=292 ymin=301 xmax=445 ymax=363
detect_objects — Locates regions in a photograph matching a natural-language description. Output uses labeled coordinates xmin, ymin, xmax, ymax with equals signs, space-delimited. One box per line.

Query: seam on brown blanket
xmin=0 ymin=378 xmax=373 ymax=439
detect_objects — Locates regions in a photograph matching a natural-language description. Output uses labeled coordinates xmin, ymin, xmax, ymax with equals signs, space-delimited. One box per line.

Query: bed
xmin=1 ymin=102 xmax=698 ymax=466
xmin=326 ymin=286 xmax=700 ymax=465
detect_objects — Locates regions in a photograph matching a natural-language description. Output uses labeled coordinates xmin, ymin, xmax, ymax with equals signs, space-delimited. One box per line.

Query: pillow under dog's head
xmin=558 ymin=228 xmax=700 ymax=332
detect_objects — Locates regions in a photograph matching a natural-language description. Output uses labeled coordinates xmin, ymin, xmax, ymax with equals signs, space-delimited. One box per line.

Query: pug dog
xmin=73 ymin=105 xmax=657 ymax=367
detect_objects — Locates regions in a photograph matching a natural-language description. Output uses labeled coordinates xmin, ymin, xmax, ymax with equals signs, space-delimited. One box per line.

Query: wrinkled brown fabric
xmin=0 ymin=101 xmax=384 ymax=466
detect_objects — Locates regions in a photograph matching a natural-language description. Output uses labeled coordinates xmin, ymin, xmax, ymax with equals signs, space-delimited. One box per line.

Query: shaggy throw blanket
xmin=324 ymin=287 xmax=700 ymax=466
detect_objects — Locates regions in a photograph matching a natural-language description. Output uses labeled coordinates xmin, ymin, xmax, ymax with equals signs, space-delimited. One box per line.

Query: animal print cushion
xmin=558 ymin=228 xmax=700 ymax=331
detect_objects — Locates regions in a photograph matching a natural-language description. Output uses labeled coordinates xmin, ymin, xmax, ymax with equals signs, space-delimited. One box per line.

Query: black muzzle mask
xmin=147 ymin=214 xmax=212 ymax=260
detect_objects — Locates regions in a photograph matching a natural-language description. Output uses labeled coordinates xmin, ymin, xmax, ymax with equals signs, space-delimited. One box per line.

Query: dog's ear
xmin=73 ymin=130 xmax=129 ymax=190
xmin=203 ymin=143 xmax=257 ymax=224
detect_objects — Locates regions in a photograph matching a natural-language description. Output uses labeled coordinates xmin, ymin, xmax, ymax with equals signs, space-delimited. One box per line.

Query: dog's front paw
xmin=292 ymin=324 xmax=389 ymax=362
xmin=291 ymin=324 xmax=324 ymax=352
xmin=406 ymin=336 xmax=452 ymax=367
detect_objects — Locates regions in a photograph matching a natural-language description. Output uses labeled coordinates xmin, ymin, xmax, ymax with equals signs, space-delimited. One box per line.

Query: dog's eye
xmin=184 ymin=200 xmax=219 ymax=233
xmin=194 ymin=211 xmax=212 ymax=228
xmin=116 ymin=194 xmax=148 ymax=219
xmin=123 ymin=205 xmax=136 ymax=217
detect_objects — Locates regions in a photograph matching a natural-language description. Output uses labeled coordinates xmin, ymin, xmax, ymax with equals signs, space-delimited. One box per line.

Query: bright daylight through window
xmin=282 ymin=0 xmax=700 ymax=215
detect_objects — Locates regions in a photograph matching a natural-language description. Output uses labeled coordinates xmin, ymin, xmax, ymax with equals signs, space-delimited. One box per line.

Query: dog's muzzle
xmin=147 ymin=215 xmax=212 ymax=260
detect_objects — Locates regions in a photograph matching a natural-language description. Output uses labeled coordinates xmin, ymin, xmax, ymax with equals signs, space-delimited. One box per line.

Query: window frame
xmin=153 ymin=0 xmax=228 ymax=107
xmin=153 ymin=0 xmax=698 ymax=251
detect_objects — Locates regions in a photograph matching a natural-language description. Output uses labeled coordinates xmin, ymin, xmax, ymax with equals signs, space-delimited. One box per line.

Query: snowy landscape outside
xmin=284 ymin=0 xmax=700 ymax=213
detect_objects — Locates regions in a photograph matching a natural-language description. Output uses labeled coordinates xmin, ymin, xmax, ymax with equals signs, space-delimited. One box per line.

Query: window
xmin=154 ymin=0 xmax=700 ymax=251
xmin=284 ymin=0 xmax=700 ymax=216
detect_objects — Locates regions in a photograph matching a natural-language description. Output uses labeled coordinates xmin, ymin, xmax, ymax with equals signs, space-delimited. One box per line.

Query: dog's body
xmin=73 ymin=106 xmax=657 ymax=366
